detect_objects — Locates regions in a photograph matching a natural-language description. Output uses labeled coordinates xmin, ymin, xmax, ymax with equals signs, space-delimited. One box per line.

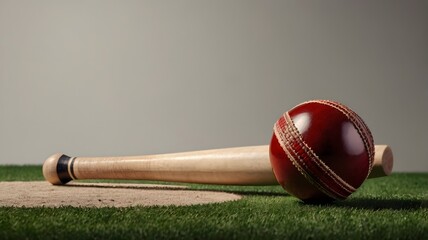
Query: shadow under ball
xmin=270 ymin=100 xmax=374 ymax=202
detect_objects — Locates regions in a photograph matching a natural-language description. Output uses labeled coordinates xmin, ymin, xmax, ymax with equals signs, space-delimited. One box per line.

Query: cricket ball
xmin=269 ymin=100 xmax=374 ymax=203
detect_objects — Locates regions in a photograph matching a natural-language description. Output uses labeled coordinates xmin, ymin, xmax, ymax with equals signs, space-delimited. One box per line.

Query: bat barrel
xmin=371 ymin=145 xmax=394 ymax=178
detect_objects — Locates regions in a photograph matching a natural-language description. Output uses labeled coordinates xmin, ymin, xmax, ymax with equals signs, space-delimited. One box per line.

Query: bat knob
xmin=43 ymin=153 xmax=73 ymax=185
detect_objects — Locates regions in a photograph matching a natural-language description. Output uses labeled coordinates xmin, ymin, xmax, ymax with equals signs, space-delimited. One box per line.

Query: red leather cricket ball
xmin=269 ymin=100 xmax=374 ymax=203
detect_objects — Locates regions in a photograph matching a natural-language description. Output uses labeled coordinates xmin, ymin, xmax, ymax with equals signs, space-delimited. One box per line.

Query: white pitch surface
xmin=0 ymin=182 xmax=241 ymax=207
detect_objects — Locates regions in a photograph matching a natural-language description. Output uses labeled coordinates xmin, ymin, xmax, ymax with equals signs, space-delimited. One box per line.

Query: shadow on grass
xmin=56 ymin=183 xmax=426 ymax=207
xmin=64 ymin=182 xmax=188 ymax=191
xmin=204 ymin=189 xmax=288 ymax=197
xmin=327 ymin=197 xmax=428 ymax=210
xmin=61 ymin=182 xmax=288 ymax=197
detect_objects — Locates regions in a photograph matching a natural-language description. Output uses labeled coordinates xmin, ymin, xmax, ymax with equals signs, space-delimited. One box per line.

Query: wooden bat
xmin=43 ymin=145 xmax=393 ymax=185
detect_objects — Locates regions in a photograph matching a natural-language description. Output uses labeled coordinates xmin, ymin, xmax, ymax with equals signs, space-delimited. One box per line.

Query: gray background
xmin=0 ymin=0 xmax=427 ymax=172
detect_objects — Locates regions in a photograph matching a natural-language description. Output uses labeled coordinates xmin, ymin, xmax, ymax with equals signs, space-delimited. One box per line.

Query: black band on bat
xmin=57 ymin=154 xmax=72 ymax=184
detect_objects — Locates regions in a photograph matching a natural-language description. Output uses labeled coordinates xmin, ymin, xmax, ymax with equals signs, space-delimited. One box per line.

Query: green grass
xmin=0 ymin=165 xmax=45 ymax=181
xmin=0 ymin=166 xmax=427 ymax=239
